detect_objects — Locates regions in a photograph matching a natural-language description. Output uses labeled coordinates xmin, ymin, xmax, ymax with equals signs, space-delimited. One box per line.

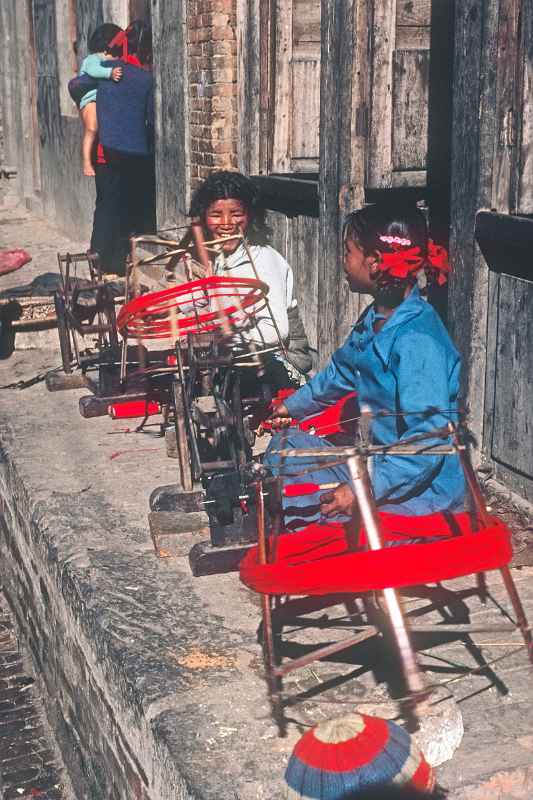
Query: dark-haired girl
xmin=189 ymin=170 xmax=312 ymax=382
xmin=266 ymin=203 xmax=464 ymax=525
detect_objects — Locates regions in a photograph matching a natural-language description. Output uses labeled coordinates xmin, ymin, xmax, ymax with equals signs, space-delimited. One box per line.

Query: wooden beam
xmin=448 ymin=0 xmax=500 ymax=463
xmin=368 ymin=0 xmax=396 ymax=188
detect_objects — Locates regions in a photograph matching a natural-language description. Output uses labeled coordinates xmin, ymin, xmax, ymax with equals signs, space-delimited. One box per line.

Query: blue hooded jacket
xmin=266 ymin=287 xmax=465 ymax=516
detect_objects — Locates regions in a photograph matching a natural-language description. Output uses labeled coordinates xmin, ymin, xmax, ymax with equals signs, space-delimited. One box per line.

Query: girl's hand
xmin=320 ymin=484 xmax=357 ymax=517
xmin=111 ymin=67 xmax=123 ymax=82
xmin=266 ymin=402 xmax=292 ymax=429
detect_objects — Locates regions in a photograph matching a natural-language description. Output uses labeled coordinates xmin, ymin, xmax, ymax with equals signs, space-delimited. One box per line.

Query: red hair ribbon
xmin=427 ymin=240 xmax=451 ymax=285
xmin=377 ymin=246 xmax=424 ymax=280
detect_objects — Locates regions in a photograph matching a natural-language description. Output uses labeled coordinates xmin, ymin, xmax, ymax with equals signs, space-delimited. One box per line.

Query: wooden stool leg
xmin=500 ymin=565 xmax=533 ymax=662
xmin=262 ymin=592 xmax=286 ymax=736
xmin=477 ymin=572 xmax=488 ymax=604
xmin=256 ymin=481 xmax=286 ymax=735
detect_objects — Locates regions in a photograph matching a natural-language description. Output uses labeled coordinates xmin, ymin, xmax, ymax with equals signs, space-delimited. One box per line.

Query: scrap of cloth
xmin=265 ymin=286 xmax=465 ymax=520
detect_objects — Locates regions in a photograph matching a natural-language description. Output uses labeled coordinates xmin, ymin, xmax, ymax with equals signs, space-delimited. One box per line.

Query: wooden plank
xmin=492 ymin=275 xmax=533 ymax=477
xmin=259 ymin=0 xmax=275 ymax=172
xmin=448 ymin=1 xmax=500 ymax=458
xmin=348 ymin=0 xmax=372 ymax=321
xmin=491 ymin=0 xmax=521 ymax=212
xmin=237 ymin=0 xmax=261 ymax=174
xmin=396 ymin=0 xmax=430 ymax=27
xmin=426 ymin=0 xmax=455 ymax=247
xmin=368 ymin=0 xmax=396 ymax=188
xmin=152 ymin=0 xmax=190 ymax=228
xmin=271 ymin=0 xmax=293 ymax=172
xmin=481 ymin=269 xmax=500 ymax=467
xmin=392 ymin=50 xmax=429 ymax=170
xmin=391 ymin=169 xmax=426 ymax=187
xmin=293 ymin=0 xmax=320 ymax=45
xmin=290 ymin=59 xmax=320 ymax=164
xmin=318 ymin=0 xmax=365 ymax=361
xmin=517 ymin=3 xmax=533 ymax=213
xmin=290 ymin=215 xmax=319 ymax=351
xmin=395 ymin=26 xmax=430 ymax=50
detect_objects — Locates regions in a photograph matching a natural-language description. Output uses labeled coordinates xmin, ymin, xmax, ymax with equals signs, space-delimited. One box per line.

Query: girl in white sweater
xmin=189 ymin=171 xmax=312 ymax=385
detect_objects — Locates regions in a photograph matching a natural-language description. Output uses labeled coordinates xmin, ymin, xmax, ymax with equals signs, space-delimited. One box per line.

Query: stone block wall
xmin=187 ymin=0 xmax=238 ymax=185
xmin=0 ymin=448 xmax=193 ymax=800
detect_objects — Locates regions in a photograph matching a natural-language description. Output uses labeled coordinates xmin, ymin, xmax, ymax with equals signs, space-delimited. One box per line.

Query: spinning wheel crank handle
xmin=283 ymin=482 xmax=339 ymax=497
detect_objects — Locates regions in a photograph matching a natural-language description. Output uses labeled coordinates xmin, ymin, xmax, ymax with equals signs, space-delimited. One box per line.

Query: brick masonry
xmin=187 ymin=0 xmax=239 ymax=184
xmin=0 ymin=590 xmax=69 ymax=800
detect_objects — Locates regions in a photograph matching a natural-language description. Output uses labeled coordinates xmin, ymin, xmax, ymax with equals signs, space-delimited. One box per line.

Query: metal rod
xmin=271 ymin=444 xmax=459 ymax=458
xmin=273 ymin=627 xmax=379 ymax=677
xmin=346 ymin=455 xmax=427 ymax=700
xmin=240 ymin=231 xmax=289 ymax=361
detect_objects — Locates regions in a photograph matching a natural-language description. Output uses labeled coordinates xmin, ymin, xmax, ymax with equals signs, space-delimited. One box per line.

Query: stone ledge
xmin=0 ymin=349 xmax=301 ymax=800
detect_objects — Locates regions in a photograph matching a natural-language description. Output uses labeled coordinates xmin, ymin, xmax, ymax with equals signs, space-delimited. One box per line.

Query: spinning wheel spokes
xmin=116 ymin=275 xmax=269 ymax=341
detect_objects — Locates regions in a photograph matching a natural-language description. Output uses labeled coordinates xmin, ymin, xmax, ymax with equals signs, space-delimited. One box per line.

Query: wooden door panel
xmin=492 ymin=275 xmax=533 ymax=475
xmin=368 ymin=0 xmax=430 ymax=189
xmin=291 ymin=59 xmax=320 ymax=166
xmin=392 ymin=50 xmax=429 ymax=171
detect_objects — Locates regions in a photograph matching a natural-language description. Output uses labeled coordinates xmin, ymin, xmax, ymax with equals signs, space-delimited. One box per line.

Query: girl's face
xmin=343 ymin=235 xmax=377 ymax=294
xmin=204 ymin=199 xmax=251 ymax=254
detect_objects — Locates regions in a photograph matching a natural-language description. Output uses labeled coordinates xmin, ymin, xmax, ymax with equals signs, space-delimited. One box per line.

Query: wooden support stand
xmin=149 ymin=510 xmax=209 ymax=558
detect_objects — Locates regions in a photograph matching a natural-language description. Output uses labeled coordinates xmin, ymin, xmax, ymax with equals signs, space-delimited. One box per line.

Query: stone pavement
xmin=1 ymin=194 xmax=533 ymax=799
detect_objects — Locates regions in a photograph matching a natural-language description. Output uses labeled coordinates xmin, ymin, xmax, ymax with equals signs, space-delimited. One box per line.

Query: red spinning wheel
xmin=116 ymin=275 xmax=269 ymax=340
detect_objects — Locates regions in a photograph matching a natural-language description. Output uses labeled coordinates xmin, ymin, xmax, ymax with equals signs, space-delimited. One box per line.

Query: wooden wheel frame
xmin=54 ymin=290 xmax=74 ymax=374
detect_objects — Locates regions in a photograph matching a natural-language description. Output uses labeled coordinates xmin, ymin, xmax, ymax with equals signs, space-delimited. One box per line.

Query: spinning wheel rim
xmin=116 ymin=275 xmax=269 ymax=340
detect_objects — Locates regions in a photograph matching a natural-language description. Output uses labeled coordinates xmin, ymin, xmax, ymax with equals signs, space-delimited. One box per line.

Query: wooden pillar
xmin=317 ymin=0 xmax=370 ymax=365
xmin=151 ymin=0 xmax=190 ymax=229
xmin=448 ymin=0 xmax=500 ymax=460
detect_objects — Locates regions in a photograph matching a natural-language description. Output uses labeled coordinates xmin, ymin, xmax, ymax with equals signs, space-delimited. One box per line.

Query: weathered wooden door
xmin=271 ymin=0 xmax=321 ymax=174
xmin=318 ymin=0 xmax=437 ymax=358
xmin=367 ymin=0 xmax=431 ymax=190
xmin=482 ymin=2 xmax=533 ymax=500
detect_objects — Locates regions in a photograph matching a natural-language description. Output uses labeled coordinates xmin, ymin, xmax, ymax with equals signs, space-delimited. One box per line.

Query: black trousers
xmin=90 ymin=155 xmax=156 ymax=276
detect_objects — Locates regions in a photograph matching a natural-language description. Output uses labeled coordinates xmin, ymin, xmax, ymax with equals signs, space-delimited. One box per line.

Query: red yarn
xmin=377 ymin=246 xmax=424 ymax=280
xmin=427 ymin=240 xmax=451 ymax=285
xmin=239 ymin=514 xmax=512 ymax=596
xmin=374 ymin=239 xmax=451 ymax=286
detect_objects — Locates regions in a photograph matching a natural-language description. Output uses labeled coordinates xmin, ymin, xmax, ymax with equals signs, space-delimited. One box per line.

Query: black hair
xmin=127 ymin=19 xmax=153 ymax=64
xmin=344 ymin=203 xmax=429 ymax=308
xmin=88 ymin=23 xmax=122 ymax=55
xmin=189 ymin=170 xmax=271 ymax=246
xmin=105 ymin=19 xmax=152 ymax=64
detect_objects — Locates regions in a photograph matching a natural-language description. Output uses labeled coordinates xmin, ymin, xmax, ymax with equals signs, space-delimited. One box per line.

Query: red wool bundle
xmin=375 ymin=239 xmax=451 ymax=285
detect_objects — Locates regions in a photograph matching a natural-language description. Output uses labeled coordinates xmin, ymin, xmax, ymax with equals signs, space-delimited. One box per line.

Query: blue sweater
xmin=96 ymin=61 xmax=154 ymax=156
xmin=280 ymin=287 xmax=465 ymax=514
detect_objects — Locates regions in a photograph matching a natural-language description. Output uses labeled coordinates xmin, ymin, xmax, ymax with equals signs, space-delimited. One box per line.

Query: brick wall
xmin=187 ymin=0 xmax=238 ymax=185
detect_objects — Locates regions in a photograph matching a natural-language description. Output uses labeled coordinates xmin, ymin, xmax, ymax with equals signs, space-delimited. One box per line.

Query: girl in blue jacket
xmin=265 ymin=203 xmax=465 ymax=526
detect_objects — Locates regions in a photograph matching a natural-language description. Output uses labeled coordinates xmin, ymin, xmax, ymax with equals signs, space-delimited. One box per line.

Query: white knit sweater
xmin=214 ymin=243 xmax=296 ymax=349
